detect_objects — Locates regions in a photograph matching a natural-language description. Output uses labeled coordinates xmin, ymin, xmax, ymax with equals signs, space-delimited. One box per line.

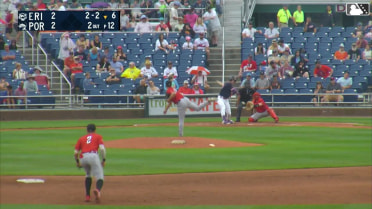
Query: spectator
xmin=9 ymin=40 xmax=17 ymax=50
xmin=265 ymin=60 xmax=279 ymax=80
xmin=313 ymin=60 xmax=333 ymax=79
xmin=278 ymin=60 xmax=294 ymax=79
xmin=290 ymin=50 xmax=306 ymax=66
xmin=82 ymin=72 xmax=95 ymax=94
xmin=120 ymin=10 xmax=130 ymax=31
xmin=215 ymin=0 xmax=223 ymax=16
xmin=96 ymin=56 xmax=111 ymax=73
xmin=277 ymin=4 xmax=292 ymax=30
xmin=147 ymin=79 xmax=160 ymax=95
xmin=322 ymin=5 xmax=335 ymax=27
xmin=239 ymin=55 xmax=257 ymax=78
xmin=141 ymin=0 xmax=156 ymax=19
xmin=312 ymin=81 xmax=325 ymax=106
xmin=141 ymin=60 xmax=158 ymax=78
xmin=352 ymin=22 xmax=364 ymax=38
xmin=131 ymin=0 xmax=141 ymax=18
xmin=90 ymin=34 xmax=102 ymax=49
xmin=180 ymin=24 xmax=196 ymax=39
xmin=277 ymin=39 xmax=291 ymax=55
xmin=33 ymin=66 xmax=50 ymax=90
xmin=58 ymin=33 xmax=76 ymax=62
xmin=76 ymin=34 xmax=89 ymax=50
xmin=255 ymin=71 xmax=270 ymax=90
xmin=3 ymin=85 xmax=15 ymax=109
xmin=264 ymin=21 xmax=279 ymax=39
xmin=37 ymin=0 xmax=47 ymax=9
xmin=163 ymin=73 xmax=179 ymax=90
xmin=203 ymin=7 xmax=221 ymax=47
xmin=191 ymin=70 xmax=210 ymax=92
xmin=135 ymin=15 xmax=152 ymax=33
xmin=348 ymin=43 xmax=361 ymax=61
xmin=255 ymin=43 xmax=266 ymax=55
xmin=293 ymin=60 xmax=309 ymax=79
xmin=169 ymin=1 xmax=182 ymax=31
xmin=268 ymin=50 xmax=280 ymax=65
xmin=163 ymin=61 xmax=178 ymax=79
xmin=178 ymin=80 xmax=193 ymax=94
xmin=324 ymin=77 xmax=343 ymax=104
xmin=174 ymin=17 xmax=185 ymax=32
xmin=11 ymin=3 xmax=23 ymax=42
xmin=267 ymin=39 xmax=279 ymax=56
xmin=100 ymin=46 xmax=113 ymax=61
xmin=279 ymin=48 xmax=293 ymax=66
xmin=108 ymin=0 xmax=118 ymax=8
xmin=63 ymin=52 xmax=75 ymax=78
xmin=155 ymin=17 xmax=169 ymax=32
xmin=293 ymin=5 xmax=304 ymax=27
xmin=155 ymin=33 xmax=171 ymax=53
xmin=133 ymin=79 xmax=147 ymax=104
xmin=105 ymin=69 xmax=121 ymax=84
xmin=114 ymin=46 xmax=127 ymax=61
xmin=118 ymin=0 xmax=130 ymax=9
xmin=0 ymin=77 xmax=10 ymax=91
xmin=334 ymin=43 xmax=348 ymax=61
xmin=364 ymin=20 xmax=372 ymax=34
xmin=193 ymin=0 xmax=206 ymax=16
xmin=121 ymin=61 xmax=141 ymax=80
xmin=193 ymin=17 xmax=207 ymax=34
xmin=364 ymin=28 xmax=372 ymax=39
xmin=194 ymin=33 xmax=210 ymax=61
xmin=362 ymin=43 xmax=372 ymax=60
xmin=270 ymin=75 xmax=281 ymax=90
xmin=191 ymin=83 xmax=204 ymax=94
xmin=14 ymin=82 xmax=27 ymax=106
xmin=336 ymin=71 xmax=352 ymax=90
xmin=24 ymin=75 xmax=39 ymax=92
xmin=304 ymin=16 xmax=316 ymax=33
xmin=69 ymin=0 xmax=82 ymax=9
xmin=12 ymin=62 xmax=27 ymax=80
xmin=356 ymin=34 xmax=368 ymax=49
xmin=182 ymin=36 xmax=194 ymax=49
xmin=56 ymin=0 xmax=66 ymax=10
xmin=69 ymin=56 xmax=84 ymax=89
xmin=0 ymin=36 xmax=5 ymax=50
xmin=88 ymin=46 xmax=100 ymax=61
xmin=155 ymin=0 xmax=168 ymax=18
xmin=110 ymin=56 xmax=124 ymax=76
xmin=4 ymin=11 xmax=13 ymax=41
xmin=127 ymin=16 xmax=137 ymax=31
xmin=75 ymin=45 xmax=88 ymax=61
xmin=184 ymin=7 xmax=198 ymax=28
xmin=1 ymin=44 xmax=16 ymax=61
xmin=242 ymin=22 xmax=262 ymax=40
xmin=240 ymin=73 xmax=255 ymax=88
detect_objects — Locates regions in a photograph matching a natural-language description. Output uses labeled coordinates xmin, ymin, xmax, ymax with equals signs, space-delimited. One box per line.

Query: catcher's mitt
xmin=245 ymin=101 xmax=254 ymax=110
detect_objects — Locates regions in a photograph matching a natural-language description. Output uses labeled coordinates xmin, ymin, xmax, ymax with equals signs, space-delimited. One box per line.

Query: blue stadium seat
xmin=256 ymin=89 xmax=270 ymax=94
xmin=292 ymin=31 xmax=303 ymax=38
xmin=343 ymin=89 xmax=358 ymax=102
xmin=351 ymin=82 xmax=363 ymax=93
xmin=303 ymin=32 xmax=315 ymax=38
xmin=296 ymin=77 xmax=310 ymax=83
xmin=320 ymin=37 xmax=332 ymax=43
xmin=280 ymin=27 xmax=292 ymax=33
xmin=357 ymin=59 xmax=369 ymax=65
xmin=284 ymin=89 xmax=298 ymax=94
xmin=328 ymin=32 xmax=341 ymax=38
xmin=39 ymin=91 xmax=55 ymax=105
xmin=315 ymin=31 xmax=328 ymax=38
xmin=344 ymin=59 xmax=356 ymax=65
xmin=307 ymin=82 xmax=317 ymax=89
xmin=299 ymin=88 xmax=313 ymax=94
xmin=294 ymin=37 xmax=306 ymax=43
xmin=310 ymin=77 xmax=323 ymax=83
xmin=318 ymin=27 xmax=331 ymax=33
xmin=271 ymin=89 xmax=284 ymax=94
xmin=333 ymin=37 xmax=346 ymax=43
xmin=295 ymin=82 xmax=308 ymax=89
xmin=281 ymin=80 xmax=294 ymax=89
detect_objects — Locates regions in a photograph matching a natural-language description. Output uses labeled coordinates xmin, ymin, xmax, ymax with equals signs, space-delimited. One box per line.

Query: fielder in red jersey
xmin=248 ymin=92 xmax=279 ymax=123
xmin=74 ymin=124 xmax=106 ymax=203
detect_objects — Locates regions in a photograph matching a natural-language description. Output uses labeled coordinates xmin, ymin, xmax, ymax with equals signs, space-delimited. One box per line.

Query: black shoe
xmin=235 ymin=119 xmax=240 ymax=122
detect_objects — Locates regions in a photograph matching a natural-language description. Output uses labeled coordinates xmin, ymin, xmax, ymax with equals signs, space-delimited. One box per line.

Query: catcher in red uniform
xmin=247 ymin=92 xmax=279 ymax=123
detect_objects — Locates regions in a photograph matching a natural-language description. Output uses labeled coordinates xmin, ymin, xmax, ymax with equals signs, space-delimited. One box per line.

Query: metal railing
xmin=23 ymin=31 xmax=34 ymax=64
xmin=242 ymin=0 xmax=256 ymax=28
xmin=51 ymin=61 xmax=72 ymax=106
xmin=36 ymin=44 xmax=49 ymax=75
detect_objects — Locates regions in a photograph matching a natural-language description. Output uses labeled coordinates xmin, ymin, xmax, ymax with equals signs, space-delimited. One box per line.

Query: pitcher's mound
xmin=105 ymin=137 xmax=263 ymax=149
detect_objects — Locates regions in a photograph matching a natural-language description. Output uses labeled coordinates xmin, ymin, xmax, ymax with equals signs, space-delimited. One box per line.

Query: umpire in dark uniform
xmin=236 ymin=80 xmax=255 ymax=122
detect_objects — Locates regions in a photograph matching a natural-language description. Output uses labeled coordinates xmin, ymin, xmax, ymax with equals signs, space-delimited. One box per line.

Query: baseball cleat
xmin=93 ymin=189 xmax=101 ymax=203
xmin=275 ymin=118 xmax=279 ymax=123
xmin=227 ymin=120 xmax=234 ymax=124
xmin=85 ymin=195 xmax=91 ymax=202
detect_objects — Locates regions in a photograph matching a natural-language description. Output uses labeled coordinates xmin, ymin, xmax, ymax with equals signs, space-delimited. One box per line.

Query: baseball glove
xmin=245 ymin=101 xmax=254 ymax=110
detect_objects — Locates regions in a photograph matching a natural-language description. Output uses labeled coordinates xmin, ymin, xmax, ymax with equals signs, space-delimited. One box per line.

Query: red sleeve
xmin=240 ymin=60 xmax=248 ymax=68
xmin=75 ymin=138 xmax=82 ymax=151
xmin=313 ymin=68 xmax=318 ymax=76
xmin=98 ymin=135 xmax=104 ymax=145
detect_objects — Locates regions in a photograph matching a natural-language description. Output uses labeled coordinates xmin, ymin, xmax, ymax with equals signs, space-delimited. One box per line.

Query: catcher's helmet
xmin=253 ymin=92 xmax=261 ymax=98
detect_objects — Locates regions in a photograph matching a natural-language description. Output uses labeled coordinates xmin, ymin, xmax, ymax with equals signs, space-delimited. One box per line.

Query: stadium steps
xmin=222 ymin=0 xmax=243 ymax=48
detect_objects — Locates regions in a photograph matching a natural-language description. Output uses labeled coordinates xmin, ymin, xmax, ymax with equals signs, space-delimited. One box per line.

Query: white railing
xmin=36 ymin=44 xmax=48 ymax=76
xmin=51 ymin=61 xmax=72 ymax=105
xmin=23 ymin=31 xmax=34 ymax=64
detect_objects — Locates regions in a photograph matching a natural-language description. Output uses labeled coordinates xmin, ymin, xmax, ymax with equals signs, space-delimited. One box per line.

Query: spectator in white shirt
xmin=264 ymin=21 xmax=279 ymax=39
xmin=182 ymin=36 xmax=194 ymax=49
xmin=277 ymin=39 xmax=292 ymax=55
xmin=141 ymin=60 xmax=159 ymax=78
xmin=134 ymin=15 xmax=152 ymax=33
xmin=163 ymin=61 xmax=178 ymax=79
xmin=193 ymin=33 xmax=210 ymax=61
xmin=242 ymin=22 xmax=262 ymax=40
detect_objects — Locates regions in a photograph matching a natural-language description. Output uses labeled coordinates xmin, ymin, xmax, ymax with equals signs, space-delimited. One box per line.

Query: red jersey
xmin=75 ymin=133 xmax=104 ymax=158
xmin=70 ymin=62 xmax=83 ymax=73
xmin=64 ymin=57 xmax=74 ymax=69
xmin=178 ymin=86 xmax=193 ymax=94
xmin=166 ymin=87 xmax=183 ymax=104
xmin=240 ymin=59 xmax=257 ymax=72
xmin=314 ymin=65 xmax=332 ymax=79
xmin=253 ymin=97 xmax=269 ymax=113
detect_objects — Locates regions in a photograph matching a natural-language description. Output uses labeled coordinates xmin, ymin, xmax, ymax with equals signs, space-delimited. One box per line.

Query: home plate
xmin=16 ymin=178 xmax=45 ymax=183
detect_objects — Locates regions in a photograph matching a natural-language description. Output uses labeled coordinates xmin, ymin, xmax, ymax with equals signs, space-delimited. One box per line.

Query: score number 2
xmin=51 ymin=12 xmax=56 ymax=30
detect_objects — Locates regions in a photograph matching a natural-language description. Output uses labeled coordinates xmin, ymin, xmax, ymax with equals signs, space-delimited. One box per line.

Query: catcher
xmin=235 ymin=81 xmax=255 ymax=122
xmin=247 ymin=92 xmax=279 ymax=123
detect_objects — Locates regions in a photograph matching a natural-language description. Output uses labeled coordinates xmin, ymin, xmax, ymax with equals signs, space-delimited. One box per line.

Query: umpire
xmin=236 ymin=81 xmax=255 ymax=122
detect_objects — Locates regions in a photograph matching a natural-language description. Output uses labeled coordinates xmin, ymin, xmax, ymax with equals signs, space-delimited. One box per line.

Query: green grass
xmin=1 ymin=204 xmax=371 ymax=209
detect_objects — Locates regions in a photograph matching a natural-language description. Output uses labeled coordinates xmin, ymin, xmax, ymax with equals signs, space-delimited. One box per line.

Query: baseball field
xmin=0 ymin=116 xmax=371 ymax=209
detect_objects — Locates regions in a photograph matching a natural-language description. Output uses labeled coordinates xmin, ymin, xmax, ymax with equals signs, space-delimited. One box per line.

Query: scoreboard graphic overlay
xmin=18 ymin=11 xmax=120 ymax=31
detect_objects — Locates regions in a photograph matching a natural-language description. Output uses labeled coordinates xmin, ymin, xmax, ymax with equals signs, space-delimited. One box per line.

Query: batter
xmin=163 ymin=80 xmax=212 ymax=137
xmin=217 ymin=76 xmax=237 ymax=124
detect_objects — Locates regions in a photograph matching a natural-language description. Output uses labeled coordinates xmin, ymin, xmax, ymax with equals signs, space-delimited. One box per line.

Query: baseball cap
xmin=173 ymin=1 xmax=181 ymax=6
xmin=246 ymin=72 xmax=252 ymax=77
xmin=260 ymin=71 xmax=265 ymax=75
xmin=185 ymin=36 xmax=191 ymax=41
xmin=261 ymin=60 xmax=267 ymax=65
xmin=248 ymin=21 xmax=253 ymax=25
xmin=230 ymin=76 xmax=237 ymax=81
xmin=159 ymin=17 xmax=164 ymax=21
xmin=270 ymin=60 xmax=275 ymax=65
xmin=117 ymin=45 xmax=122 ymax=49
xmin=140 ymin=15 xmax=147 ymax=19
xmin=183 ymin=80 xmax=189 ymax=84
xmin=168 ymin=60 xmax=172 ymax=64
xmin=339 ymin=43 xmax=344 ymax=47
xmin=330 ymin=77 xmax=335 ymax=81
xmin=145 ymin=60 xmax=151 ymax=65
xmin=34 ymin=66 xmax=42 ymax=72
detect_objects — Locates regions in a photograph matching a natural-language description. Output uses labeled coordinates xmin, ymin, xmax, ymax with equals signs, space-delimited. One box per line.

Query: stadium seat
xmin=343 ymin=89 xmax=358 ymax=102
xmin=271 ymin=89 xmax=284 ymax=94
xmin=295 ymin=82 xmax=308 ymax=89
xmin=281 ymin=80 xmax=294 ymax=89
xmin=284 ymin=89 xmax=298 ymax=94
xmin=294 ymin=37 xmax=306 ymax=43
